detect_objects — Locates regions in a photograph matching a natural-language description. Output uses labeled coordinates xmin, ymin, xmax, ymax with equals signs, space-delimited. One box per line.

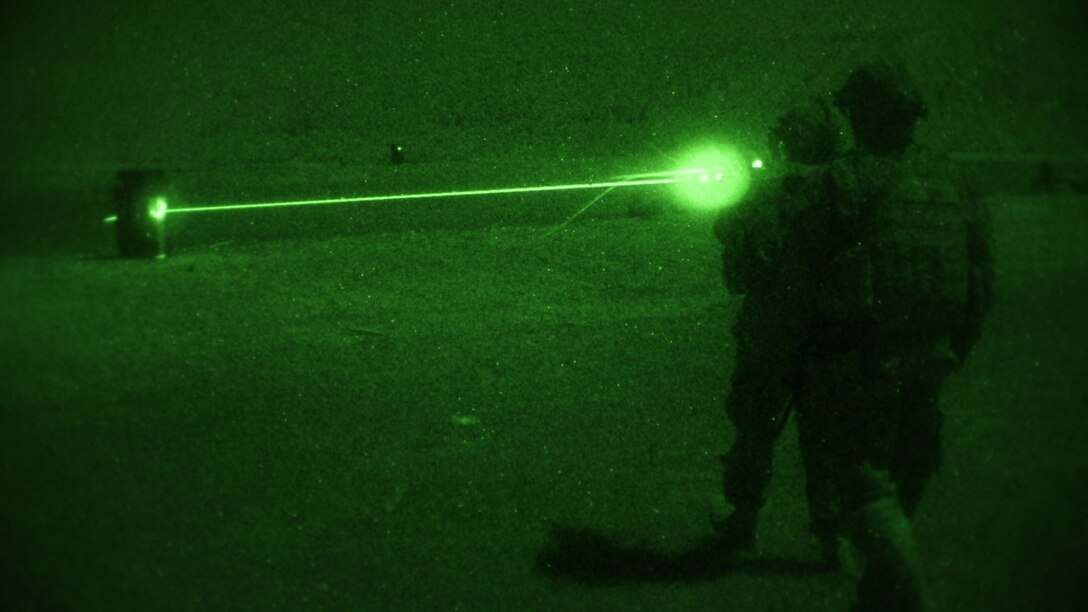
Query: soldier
xmin=710 ymin=96 xmax=847 ymax=564
xmin=788 ymin=61 xmax=994 ymax=611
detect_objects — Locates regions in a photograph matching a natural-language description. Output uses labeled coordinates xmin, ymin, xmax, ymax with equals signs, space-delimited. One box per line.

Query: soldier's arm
xmin=714 ymin=202 xmax=754 ymax=295
xmin=713 ymin=181 xmax=783 ymax=295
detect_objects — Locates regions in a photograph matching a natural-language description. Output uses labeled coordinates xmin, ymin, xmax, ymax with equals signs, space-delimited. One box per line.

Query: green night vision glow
xmin=150 ymin=197 xmax=168 ymax=221
xmin=669 ymin=145 xmax=751 ymax=211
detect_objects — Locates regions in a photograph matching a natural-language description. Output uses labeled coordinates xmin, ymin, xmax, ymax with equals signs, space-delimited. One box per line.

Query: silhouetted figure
xmin=390 ymin=143 xmax=405 ymax=165
xmin=713 ymin=60 xmax=994 ymax=611
xmin=711 ymin=97 xmax=848 ymax=566
xmin=792 ymin=61 xmax=993 ymax=611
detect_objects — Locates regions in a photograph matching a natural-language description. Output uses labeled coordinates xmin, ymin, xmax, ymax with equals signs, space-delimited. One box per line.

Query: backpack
xmin=814 ymin=153 xmax=973 ymax=340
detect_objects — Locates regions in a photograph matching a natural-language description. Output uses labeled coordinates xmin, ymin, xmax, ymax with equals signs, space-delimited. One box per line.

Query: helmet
xmin=768 ymin=97 xmax=844 ymax=165
xmin=834 ymin=61 xmax=927 ymax=156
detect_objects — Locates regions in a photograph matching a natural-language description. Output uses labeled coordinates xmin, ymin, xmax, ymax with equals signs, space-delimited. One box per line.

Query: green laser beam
xmin=165 ymin=176 xmax=687 ymax=216
xmin=101 ymin=165 xmax=748 ymax=225
xmin=614 ymin=168 xmax=708 ymax=180
xmin=541 ymin=185 xmax=618 ymax=239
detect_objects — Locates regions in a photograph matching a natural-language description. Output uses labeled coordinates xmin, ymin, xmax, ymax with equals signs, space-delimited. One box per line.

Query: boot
xmin=847 ymin=497 xmax=933 ymax=612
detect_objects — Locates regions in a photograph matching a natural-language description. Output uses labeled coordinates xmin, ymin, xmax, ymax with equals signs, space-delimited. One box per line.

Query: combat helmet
xmin=833 ymin=61 xmax=927 ymax=157
xmin=768 ymin=97 xmax=846 ymax=166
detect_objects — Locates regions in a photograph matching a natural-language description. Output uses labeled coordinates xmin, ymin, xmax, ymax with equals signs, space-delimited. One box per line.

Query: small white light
xmin=752 ymin=159 xmax=763 ymax=169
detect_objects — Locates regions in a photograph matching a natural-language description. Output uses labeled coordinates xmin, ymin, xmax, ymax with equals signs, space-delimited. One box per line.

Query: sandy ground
xmin=1 ymin=194 xmax=1087 ymax=611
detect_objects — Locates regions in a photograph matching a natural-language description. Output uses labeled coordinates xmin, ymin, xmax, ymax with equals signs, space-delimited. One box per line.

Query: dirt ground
xmin=1 ymin=192 xmax=1086 ymax=611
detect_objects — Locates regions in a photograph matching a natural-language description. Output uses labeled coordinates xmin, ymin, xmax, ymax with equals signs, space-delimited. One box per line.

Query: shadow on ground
xmin=534 ymin=523 xmax=830 ymax=585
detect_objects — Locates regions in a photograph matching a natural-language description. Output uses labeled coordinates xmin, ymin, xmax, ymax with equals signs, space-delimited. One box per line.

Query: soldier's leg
xmin=795 ymin=402 xmax=841 ymax=564
xmin=842 ymin=465 xmax=932 ymax=612
xmin=891 ymin=399 xmax=942 ymax=519
xmin=890 ymin=352 xmax=952 ymax=518
xmin=846 ymin=402 xmax=931 ymax=609
xmin=721 ymin=380 xmax=791 ymax=502
xmin=801 ymin=351 xmax=931 ymax=610
xmin=715 ymin=356 xmax=792 ymax=545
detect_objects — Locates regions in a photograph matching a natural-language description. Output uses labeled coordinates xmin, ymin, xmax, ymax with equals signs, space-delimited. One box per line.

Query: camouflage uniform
xmin=786 ymin=63 xmax=994 ymax=611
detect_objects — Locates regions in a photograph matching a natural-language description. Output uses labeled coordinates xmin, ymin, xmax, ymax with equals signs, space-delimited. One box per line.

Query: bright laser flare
xmin=150 ymin=197 xmax=168 ymax=221
xmin=671 ymin=146 xmax=751 ymax=211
